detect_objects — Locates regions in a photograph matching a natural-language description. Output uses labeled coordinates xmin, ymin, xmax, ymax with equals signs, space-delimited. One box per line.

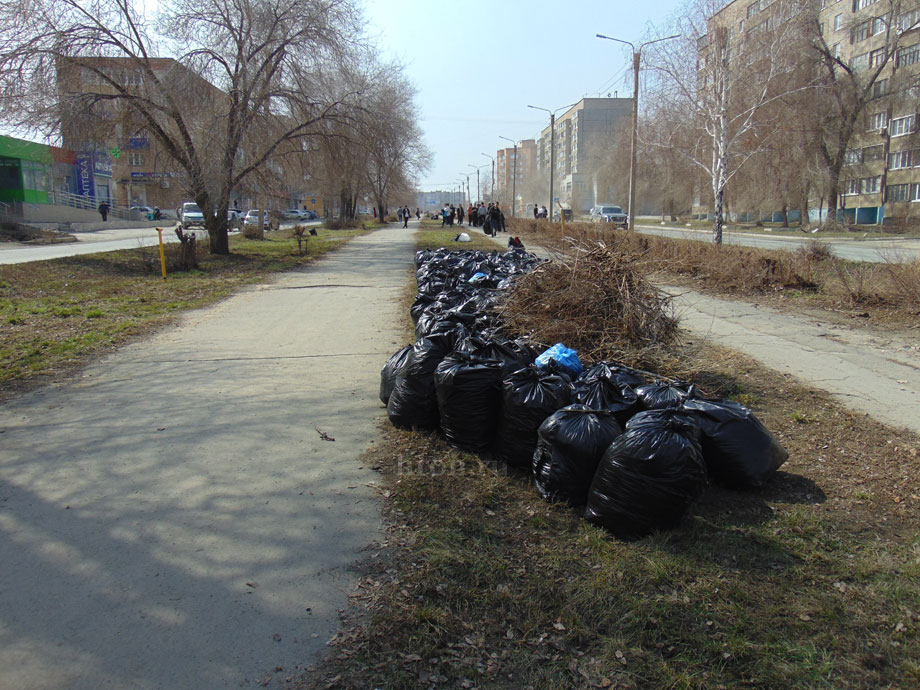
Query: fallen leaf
xmin=553 ymin=622 xmax=566 ymax=631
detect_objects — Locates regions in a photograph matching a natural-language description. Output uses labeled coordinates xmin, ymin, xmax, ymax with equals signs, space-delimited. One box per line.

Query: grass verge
xmin=506 ymin=219 xmax=920 ymax=331
xmin=0 ymin=224 xmax=373 ymax=397
xmin=298 ymin=340 xmax=920 ymax=690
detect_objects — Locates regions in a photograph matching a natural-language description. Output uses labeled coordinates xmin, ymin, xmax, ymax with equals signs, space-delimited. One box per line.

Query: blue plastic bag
xmin=535 ymin=343 xmax=583 ymax=378
xmin=468 ymin=271 xmax=489 ymax=284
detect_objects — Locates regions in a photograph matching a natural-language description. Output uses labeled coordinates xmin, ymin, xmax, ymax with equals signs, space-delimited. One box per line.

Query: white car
xmin=590 ymin=204 xmax=628 ymax=228
xmin=282 ymin=209 xmax=309 ymax=221
xmin=243 ymin=209 xmax=272 ymax=228
xmin=180 ymin=202 xmax=206 ymax=230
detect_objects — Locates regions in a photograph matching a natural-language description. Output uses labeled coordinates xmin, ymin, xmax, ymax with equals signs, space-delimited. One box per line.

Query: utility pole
xmin=528 ymin=103 xmax=576 ymax=218
xmin=597 ymin=32 xmax=680 ymax=231
xmin=499 ymin=136 xmax=517 ymax=217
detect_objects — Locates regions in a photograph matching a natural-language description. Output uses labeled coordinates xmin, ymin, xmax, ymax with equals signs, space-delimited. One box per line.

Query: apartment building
xmin=532 ymin=98 xmax=633 ymax=213
xmin=705 ymin=0 xmax=920 ymax=226
xmin=826 ymin=0 xmax=920 ymax=225
xmin=495 ymin=139 xmax=537 ymax=211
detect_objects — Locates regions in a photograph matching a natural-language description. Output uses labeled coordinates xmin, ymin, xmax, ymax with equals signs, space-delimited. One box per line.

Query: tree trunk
xmin=781 ymin=203 xmax=789 ymax=228
xmin=713 ymin=186 xmax=724 ymax=245
xmin=799 ymin=180 xmax=811 ymax=231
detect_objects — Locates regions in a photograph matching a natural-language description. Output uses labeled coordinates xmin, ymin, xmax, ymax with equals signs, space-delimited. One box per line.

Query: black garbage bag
xmin=635 ymin=381 xmax=695 ymax=410
xmin=469 ymin=336 xmax=537 ymax=377
xmin=494 ymin=365 xmax=573 ymax=469
xmin=434 ymin=354 xmax=504 ymax=452
xmin=585 ymin=409 xmax=708 ymax=540
xmin=573 ymin=371 xmax=640 ymax=424
xmin=380 ymin=344 xmax=413 ymax=406
xmin=533 ymin=405 xmax=623 ymax=506
xmin=581 ymin=361 xmax=646 ymax=389
xmin=387 ymin=330 xmax=464 ymax=429
xmin=681 ymin=398 xmax=788 ymax=488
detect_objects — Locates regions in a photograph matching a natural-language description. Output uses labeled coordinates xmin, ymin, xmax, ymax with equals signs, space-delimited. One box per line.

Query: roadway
xmin=0 ymin=221 xmax=320 ymax=265
xmin=635 ymin=222 xmax=920 ymax=263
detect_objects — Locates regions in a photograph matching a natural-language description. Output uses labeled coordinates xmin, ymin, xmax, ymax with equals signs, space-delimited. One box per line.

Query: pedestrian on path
xmin=457 ymin=204 xmax=464 ymax=226
xmin=98 ymin=200 xmax=110 ymax=221
xmin=402 ymin=206 xmax=410 ymax=228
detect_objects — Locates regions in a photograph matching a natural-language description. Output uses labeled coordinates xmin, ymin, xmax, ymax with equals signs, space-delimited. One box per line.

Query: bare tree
xmin=810 ymin=0 xmax=916 ymax=227
xmin=0 ymin=0 xmax=365 ymax=254
xmin=648 ymin=0 xmax=816 ymax=244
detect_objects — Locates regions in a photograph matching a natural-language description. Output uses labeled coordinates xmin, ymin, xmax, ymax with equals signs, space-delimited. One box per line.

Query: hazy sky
xmin=361 ymin=0 xmax=686 ymax=192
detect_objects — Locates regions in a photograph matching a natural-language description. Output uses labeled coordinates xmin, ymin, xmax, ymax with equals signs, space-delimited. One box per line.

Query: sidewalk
xmin=0 ymin=223 xmax=416 ymax=689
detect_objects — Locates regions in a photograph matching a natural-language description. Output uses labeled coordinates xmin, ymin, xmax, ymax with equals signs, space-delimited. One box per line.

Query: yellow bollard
xmin=156 ymin=227 xmax=167 ymax=280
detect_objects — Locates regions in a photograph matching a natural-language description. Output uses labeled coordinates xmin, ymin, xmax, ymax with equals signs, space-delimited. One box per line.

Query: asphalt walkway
xmin=0 ymin=223 xmax=416 ymax=689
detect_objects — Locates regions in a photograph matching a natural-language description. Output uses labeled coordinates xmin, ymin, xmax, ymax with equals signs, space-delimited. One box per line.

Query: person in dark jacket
xmin=98 ymin=201 xmax=109 ymax=221
xmin=457 ymin=204 xmax=464 ymax=226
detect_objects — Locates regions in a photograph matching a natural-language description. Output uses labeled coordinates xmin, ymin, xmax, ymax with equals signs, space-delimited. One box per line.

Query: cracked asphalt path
xmin=668 ymin=287 xmax=920 ymax=434
xmin=0 ymin=224 xmax=416 ymax=689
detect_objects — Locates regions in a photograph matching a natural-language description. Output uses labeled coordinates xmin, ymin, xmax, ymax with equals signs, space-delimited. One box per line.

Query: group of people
xmin=439 ymin=202 xmax=507 ymax=237
xmin=532 ymin=203 xmax=549 ymax=219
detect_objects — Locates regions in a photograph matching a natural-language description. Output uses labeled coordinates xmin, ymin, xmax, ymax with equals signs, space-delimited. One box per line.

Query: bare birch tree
xmin=648 ymin=0 xmax=815 ymax=244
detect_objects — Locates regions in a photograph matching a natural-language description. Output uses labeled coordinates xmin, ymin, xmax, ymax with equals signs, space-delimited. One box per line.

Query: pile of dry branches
xmin=500 ymin=239 xmax=679 ymax=363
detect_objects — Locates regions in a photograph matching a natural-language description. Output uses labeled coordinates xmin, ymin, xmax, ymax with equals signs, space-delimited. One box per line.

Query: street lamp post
xmin=596 ymin=32 xmax=680 ymax=231
xmin=528 ymin=102 xmax=576 ymax=219
xmin=468 ymin=163 xmax=487 ymax=203
xmin=499 ymin=136 xmax=517 ymax=217
xmin=481 ymin=153 xmax=494 ymax=202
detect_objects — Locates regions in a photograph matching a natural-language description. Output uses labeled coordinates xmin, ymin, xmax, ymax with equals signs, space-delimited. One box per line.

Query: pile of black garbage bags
xmin=381 ymin=248 xmax=788 ymax=541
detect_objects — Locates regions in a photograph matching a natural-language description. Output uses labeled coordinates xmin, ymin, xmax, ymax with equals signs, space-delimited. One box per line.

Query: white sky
xmin=361 ymin=0 xmax=686 ymax=191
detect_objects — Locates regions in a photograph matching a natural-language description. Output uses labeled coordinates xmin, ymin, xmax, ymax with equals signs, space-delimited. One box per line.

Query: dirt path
xmin=0 ymin=223 xmax=416 ymax=690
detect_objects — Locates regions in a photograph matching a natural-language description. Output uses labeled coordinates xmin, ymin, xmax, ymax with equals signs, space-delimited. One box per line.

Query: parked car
xmin=282 ymin=209 xmax=309 ymax=221
xmin=227 ymin=208 xmax=244 ymax=230
xmin=590 ymin=204 xmax=628 ymax=228
xmin=243 ymin=209 xmax=272 ymax=229
xmin=552 ymin=208 xmax=574 ymax=222
xmin=180 ymin=202 xmax=206 ymax=230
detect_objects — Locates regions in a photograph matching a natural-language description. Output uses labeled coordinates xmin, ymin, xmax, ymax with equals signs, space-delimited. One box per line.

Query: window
xmin=887 ymin=183 xmax=910 ymax=202
xmin=869 ymin=47 xmax=886 ymax=67
xmin=855 ymin=0 xmax=879 ymax=9
xmin=869 ymin=111 xmax=888 ymax=130
xmin=834 ymin=13 xmax=843 ymax=30
xmin=897 ymin=44 xmax=920 ymax=68
xmin=872 ymin=78 xmax=889 ymax=97
xmin=897 ymin=7 xmax=920 ymax=31
xmin=889 ymin=149 xmax=916 ymax=169
xmin=845 ymin=148 xmax=863 ymax=164
xmin=843 ymin=179 xmax=859 ymax=195
xmin=853 ymin=22 xmax=870 ymax=42
xmin=871 ymin=15 xmax=887 ymax=35
xmin=851 ymin=52 xmax=869 ymax=70
xmin=863 ymin=145 xmax=884 ymax=161
xmin=860 ymin=176 xmax=881 ymax=194
xmin=21 ymin=160 xmax=49 ymax=192
xmin=890 ymin=114 xmax=916 ymax=136
xmin=128 ymin=152 xmax=145 ymax=166
xmin=832 ymin=43 xmax=841 ymax=59
xmin=911 ymin=183 xmax=920 ymax=201
xmin=748 ymin=3 xmax=759 ymax=18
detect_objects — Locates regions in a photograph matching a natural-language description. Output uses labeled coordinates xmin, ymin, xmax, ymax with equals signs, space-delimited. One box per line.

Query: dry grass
xmin=507 ymin=219 xmax=920 ymax=328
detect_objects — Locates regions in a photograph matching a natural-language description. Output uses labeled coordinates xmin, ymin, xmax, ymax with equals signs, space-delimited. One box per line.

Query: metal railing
xmin=48 ymin=189 xmax=131 ymax=219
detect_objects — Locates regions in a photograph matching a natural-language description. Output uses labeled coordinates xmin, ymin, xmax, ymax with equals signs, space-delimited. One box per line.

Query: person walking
xmin=467 ymin=204 xmax=475 ymax=226
xmin=402 ymin=206 xmax=410 ymax=228
xmin=533 ymin=204 xmax=538 ymax=219
xmin=98 ymin=200 xmax=110 ymax=222
xmin=457 ymin=204 xmax=464 ymax=226
xmin=415 ymin=207 xmax=420 ymax=219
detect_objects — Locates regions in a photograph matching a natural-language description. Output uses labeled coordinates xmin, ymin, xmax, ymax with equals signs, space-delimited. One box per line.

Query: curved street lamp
xmin=596 ymin=32 xmax=680 ymax=230
xmin=528 ymin=102 xmax=576 ymax=218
